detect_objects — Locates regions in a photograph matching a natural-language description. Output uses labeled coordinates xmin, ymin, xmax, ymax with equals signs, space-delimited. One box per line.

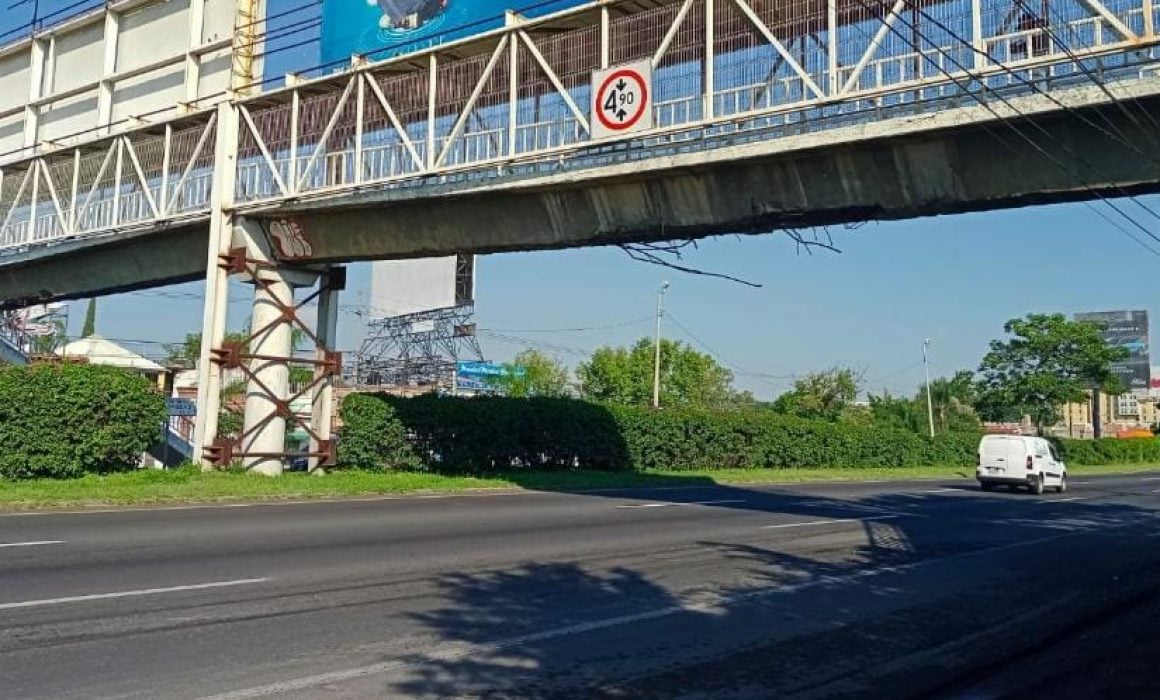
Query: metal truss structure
xmin=0 ymin=117 xmax=217 ymax=249
xmin=0 ymin=0 xmax=1158 ymax=255
xmin=354 ymin=303 xmax=484 ymax=390
xmin=205 ymin=248 xmax=344 ymax=468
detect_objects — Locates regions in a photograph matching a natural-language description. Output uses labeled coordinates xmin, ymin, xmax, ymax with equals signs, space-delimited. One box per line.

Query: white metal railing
xmin=227 ymin=0 xmax=1160 ymax=208
xmin=1 ymin=0 xmax=1159 ymax=254
xmin=0 ymin=118 xmax=218 ymax=253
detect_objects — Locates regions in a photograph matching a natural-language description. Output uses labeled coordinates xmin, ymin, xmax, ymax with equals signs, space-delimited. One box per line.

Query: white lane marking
xmin=0 ymin=578 xmax=268 ymax=611
xmin=1037 ymin=497 xmax=1089 ymax=504
xmin=761 ymin=514 xmax=901 ymax=530
xmin=1072 ymin=481 xmax=1091 ymax=485
xmin=0 ymin=540 xmax=64 ymax=549
xmin=923 ymin=488 xmax=959 ymax=493
xmin=198 ymin=526 xmax=1105 ymax=700
xmin=616 ymin=499 xmax=748 ymax=509
xmin=1139 ymin=477 xmax=1160 ymax=482
xmin=1150 ymin=488 xmax=1160 ymax=494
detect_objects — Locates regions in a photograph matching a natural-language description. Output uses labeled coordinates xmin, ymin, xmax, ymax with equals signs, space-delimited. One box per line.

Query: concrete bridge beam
xmin=259 ymin=91 xmax=1160 ymax=264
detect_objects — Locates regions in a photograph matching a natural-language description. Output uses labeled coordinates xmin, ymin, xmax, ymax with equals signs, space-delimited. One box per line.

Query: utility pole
xmin=652 ymin=281 xmax=669 ymax=409
xmin=923 ymin=338 xmax=935 ymax=438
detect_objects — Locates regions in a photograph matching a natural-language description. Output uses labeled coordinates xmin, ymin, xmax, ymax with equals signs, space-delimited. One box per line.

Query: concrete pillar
xmin=309 ymin=269 xmax=341 ymax=473
xmin=239 ymin=220 xmax=294 ymax=476
xmin=193 ymin=103 xmax=240 ymax=467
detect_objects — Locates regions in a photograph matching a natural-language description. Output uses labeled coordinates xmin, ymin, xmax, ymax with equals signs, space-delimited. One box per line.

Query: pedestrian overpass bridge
xmin=3 ymin=0 xmax=1159 ymax=306
xmin=0 ymin=0 xmax=1157 ymax=470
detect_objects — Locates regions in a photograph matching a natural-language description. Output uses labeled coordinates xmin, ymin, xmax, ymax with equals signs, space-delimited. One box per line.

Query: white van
xmin=976 ymin=435 xmax=1067 ymax=495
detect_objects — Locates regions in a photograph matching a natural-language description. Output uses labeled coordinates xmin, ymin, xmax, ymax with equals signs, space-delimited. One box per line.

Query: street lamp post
xmin=652 ymin=281 xmax=669 ymax=409
xmin=923 ymin=338 xmax=935 ymax=438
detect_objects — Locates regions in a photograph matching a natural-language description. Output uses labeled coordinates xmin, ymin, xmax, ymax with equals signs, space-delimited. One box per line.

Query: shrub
xmin=339 ymin=394 xmax=979 ymax=473
xmin=1054 ymin=436 xmax=1160 ymax=465
xmin=609 ymin=405 xmax=978 ymax=470
xmin=337 ymin=393 xmax=418 ymax=471
xmin=0 ymin=363 xmax=167 ymax=480
xmin=379 ymin=394 xmax=629 ymax=472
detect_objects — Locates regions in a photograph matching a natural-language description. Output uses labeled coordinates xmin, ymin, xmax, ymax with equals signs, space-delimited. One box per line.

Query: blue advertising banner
xmin=321 ymin=0 xmax=590 ymax=64
xmin=456 ymin=361 xmax=526 ymax=379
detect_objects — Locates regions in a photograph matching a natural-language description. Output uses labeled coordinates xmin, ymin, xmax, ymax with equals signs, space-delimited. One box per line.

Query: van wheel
xmin=1056 ymin=475 xmax=1067 ymax=494
xmin=980 ymin=482 xmax=994 ymax=492
xmin=1030 ymin=475 xmax=1045 ymax=495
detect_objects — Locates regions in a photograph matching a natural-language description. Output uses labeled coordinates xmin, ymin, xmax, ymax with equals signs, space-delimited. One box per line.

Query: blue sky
xmin=5 ymin=1 xmax=1159 ymax=400
xmin=73 ymin=200 xmax=1160 ymax=400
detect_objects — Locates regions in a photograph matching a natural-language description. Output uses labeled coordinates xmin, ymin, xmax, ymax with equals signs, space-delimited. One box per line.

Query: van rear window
xmin=981 ymin=437 xmax=1018 ymax=455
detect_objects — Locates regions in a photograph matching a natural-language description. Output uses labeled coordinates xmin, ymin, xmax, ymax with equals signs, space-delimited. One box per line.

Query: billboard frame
xmin=0 ymin=0 xmax=259 ymax=165
xmin=1076 ymin=309 xmax=1151 ymax=395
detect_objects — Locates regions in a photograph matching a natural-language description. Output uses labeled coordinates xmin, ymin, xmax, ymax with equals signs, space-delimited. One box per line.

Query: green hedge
xmin=339 ymin=394 xmax=630 ymax=472
xmin=609 ymin=405 xmax=978 ymax=470
xmin=1054 ymin=437 xmax=1160 ymax=465
xmin=0 ymin=363 xmax=167 ymax=480
xmin=338 ymin=394 xmax=979 ymax=473
xmin=332 ymin=393 xmax=1160 ymax=473
xmin=338 ymin=393 xmax=419 ymax=471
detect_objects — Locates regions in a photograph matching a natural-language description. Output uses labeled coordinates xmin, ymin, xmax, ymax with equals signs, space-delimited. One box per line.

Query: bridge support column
xmin=309 ymin=268 xmax=343 ymax=474
xmin=201 ymin=219 xmax=338 ymax=475
xmin=239 ymin=221 xmax=295 ymax=476
xmin=194 ymin=102 xmax=239 ymax=469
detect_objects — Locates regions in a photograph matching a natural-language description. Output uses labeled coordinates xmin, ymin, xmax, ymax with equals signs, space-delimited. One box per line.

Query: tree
xmin=492 ymin=349 xmax=570 ymax=398
xmin=976 ymin=313 xmax=1128 ymax=432
xmin=576 ymin=337 xmax=737 ymax=407
xmin=918 ymin=370 xmax=981 ymax=434
xmin=164 ymin=332 xmax=204 ymax=367
xmin=162 ymin=326 xmax=305 ymax=368
xmin=868 ymin=391 xmax=926 ymax=433
xmin=772 ymin=367 xmax=861 ymax=421
xmin=81 ymin=299 xmax=96 ymax=337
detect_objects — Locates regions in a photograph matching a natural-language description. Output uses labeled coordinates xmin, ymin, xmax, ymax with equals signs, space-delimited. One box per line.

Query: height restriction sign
xmin=591 ymin=60 xmax=653 ymax=140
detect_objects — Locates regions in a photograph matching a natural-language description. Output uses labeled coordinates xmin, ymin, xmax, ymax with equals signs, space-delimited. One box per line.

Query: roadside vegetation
xmin=2 ymin=463 xmax=1157 ymax=510
xmin=0 ymin=363 xmax=165 ymax=480
xmin=1 ymin=312 xmax=1158 ymax=510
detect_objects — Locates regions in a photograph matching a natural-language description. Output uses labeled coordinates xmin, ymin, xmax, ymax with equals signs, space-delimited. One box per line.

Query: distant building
xmin=56 ymin=335 xmax=168 ymax=390
xmin=56 ymin=335 xmax=173 ymax=468
xmin=1058 ymin=390 xmax=1158 ymax=438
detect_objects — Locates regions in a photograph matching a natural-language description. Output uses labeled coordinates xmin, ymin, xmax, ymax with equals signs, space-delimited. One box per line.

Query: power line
xmin=663 ymin=312 xmax=794 ymax=392
xmin=864 ymin=361 xmax=925 ymax=390
xmin=1025 ymin=0 xmax=1160 ymax=137
xmin=904 ymin=1 xmax=1160 ymax=227
xmin=849 ymin=0 xmax=1160 ymax=257
xmin=478 ymin=330 xmax=591 ymax=358
xmin=478 ymin=317 xmax=653 ymax=334
xmin=233 ymin=0 xmax=601 ymax=93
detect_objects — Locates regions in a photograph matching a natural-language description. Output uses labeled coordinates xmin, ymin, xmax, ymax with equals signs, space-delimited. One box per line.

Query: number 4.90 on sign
xmin=591 ymin=60 xmax=653 ymax=140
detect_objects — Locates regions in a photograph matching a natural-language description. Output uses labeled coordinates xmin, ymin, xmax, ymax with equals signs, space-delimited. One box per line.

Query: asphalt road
xmin=2 ymin=472 xmax=1160 ymax=699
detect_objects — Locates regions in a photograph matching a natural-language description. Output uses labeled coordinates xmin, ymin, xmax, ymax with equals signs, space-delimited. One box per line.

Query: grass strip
xmin=0 ymin=463 xmax=1155 ymax=511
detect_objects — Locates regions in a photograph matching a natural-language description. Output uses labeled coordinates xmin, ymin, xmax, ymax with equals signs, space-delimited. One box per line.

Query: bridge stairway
xmin=0 ymin=333 xmax=29 ymax=366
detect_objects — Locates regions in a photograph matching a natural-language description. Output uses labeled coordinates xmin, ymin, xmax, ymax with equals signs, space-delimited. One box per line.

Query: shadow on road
xmin=385 ymin=478 xmax=1160 ymax=699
